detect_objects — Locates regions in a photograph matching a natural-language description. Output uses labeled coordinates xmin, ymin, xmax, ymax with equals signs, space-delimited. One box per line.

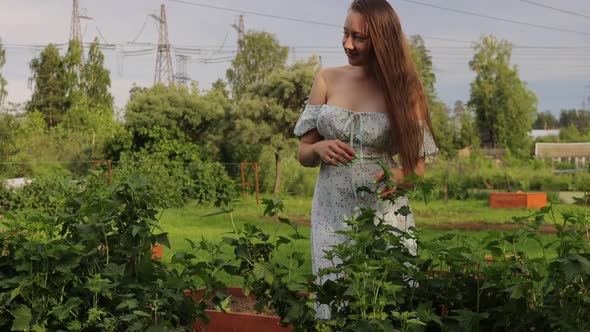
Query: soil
xmin=422 ymin=221 xmax=561 ymax=234
xmin=204 ymin=294 xmax=276 ymax=316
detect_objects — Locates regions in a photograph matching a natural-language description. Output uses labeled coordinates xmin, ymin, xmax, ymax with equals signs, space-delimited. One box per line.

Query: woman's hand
xmin=374 ymin=168 xmax=405 ymax=198
xmin=313 ymin=140 xmax=356 ymax=167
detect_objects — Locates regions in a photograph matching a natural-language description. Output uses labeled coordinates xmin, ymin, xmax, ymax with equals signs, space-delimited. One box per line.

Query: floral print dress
xmin=294 ymin=104 xmax=438 ymax=319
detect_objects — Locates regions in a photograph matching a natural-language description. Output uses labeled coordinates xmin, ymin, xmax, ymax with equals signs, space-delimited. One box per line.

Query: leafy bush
xmin=213 ymin=171 xmax=590 ymax=331
xmin=0 ymin=173 xmax=205 ymax=331
xmin=309 ymin=184 xmax=590 ymax=331
xmin=426 ymin=156 xmax=584 ymax=199
xmin=113 ymin=139 xmax=238 ymax=208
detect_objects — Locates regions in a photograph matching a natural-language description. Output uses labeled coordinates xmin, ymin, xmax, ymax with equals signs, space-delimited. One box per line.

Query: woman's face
xmin=342 ymin=10 xmax=371 ymax=66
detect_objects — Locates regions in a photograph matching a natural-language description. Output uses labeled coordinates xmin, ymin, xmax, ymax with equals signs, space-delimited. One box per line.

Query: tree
xmin=123 ymin=84 xmax=228 ymax=157
xmin=533 ymin=111 xmax=559 ymax=130
xmin=234 ymin=56 xmax=319 ymax=193
xmin=455 ymin=105 xmax=480 ymax=150
xmin=211 ymin=78 xmax=229 ymax=98
xmin=409 ymin=35 xmax=452 ymax=155
xmin=81 ymin=38 xmax=114 ymax=110
xmin=430 ymin=103 xmax=455 ymax=156
xmin=409 ymin=35 xmax=437 ymax=103
xmin=0 ymin=38 xmax=7 ymax=105
xmin=226 ymin=31 xmax=289 ymax=100
xmin=27 ymin=44 xmax=67 ymax=127
xmin=62 ymin=40 xmax=84 ymax=108
xmin=559 ymin=109 xmax=590 ymax=133
xmin=0 ymin=114 xmax=19 ymax=176
xmin=468 ymin=35 xmax=537 ymax=157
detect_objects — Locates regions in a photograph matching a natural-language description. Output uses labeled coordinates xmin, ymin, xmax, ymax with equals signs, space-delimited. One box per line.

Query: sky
xmin=1 ymin=0 xmax=589 ymax=114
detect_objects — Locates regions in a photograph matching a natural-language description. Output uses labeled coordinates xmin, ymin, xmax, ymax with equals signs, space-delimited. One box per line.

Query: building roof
xmin=535 ymin=142 xmax=590 ymax=158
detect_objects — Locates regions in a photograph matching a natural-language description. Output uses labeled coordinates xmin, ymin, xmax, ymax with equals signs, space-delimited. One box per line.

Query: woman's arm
xmin=297 ymin=69 xmax=356 ymax=167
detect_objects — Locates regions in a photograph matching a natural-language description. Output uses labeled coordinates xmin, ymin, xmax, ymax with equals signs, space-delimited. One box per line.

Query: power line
xmin=168 ymin=0 xmax=341 ymax=28
xmin=398 ymin=0 xmax=590 ymax=37
xmin=517 ymin=0 xmax=590 ymax=20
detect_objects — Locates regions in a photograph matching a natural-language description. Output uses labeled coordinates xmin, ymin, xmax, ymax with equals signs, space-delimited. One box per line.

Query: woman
xmin=293 ymin=0 xmax=438 ymax=319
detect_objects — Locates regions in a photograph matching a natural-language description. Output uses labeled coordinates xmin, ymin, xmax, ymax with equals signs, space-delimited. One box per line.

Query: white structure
xmin=529 ymin=129 xmax=560 ymax=139
xmin=2 ymin=178 xmax=31 ymax=190
xmin=535 ymin=142 xmax=590 ymax=168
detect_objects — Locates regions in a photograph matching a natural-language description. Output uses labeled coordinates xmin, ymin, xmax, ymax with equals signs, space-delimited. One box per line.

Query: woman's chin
xmin=347 ymin=58 xmax=363 ymax=66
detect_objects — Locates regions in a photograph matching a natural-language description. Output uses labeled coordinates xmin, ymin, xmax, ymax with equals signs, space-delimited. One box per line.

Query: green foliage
xmin=468 ymin=35 xmax=537 ymax=158
xmin=226 ymin=31 xmax=289 ymax=100
xmin=62 ymin=40 xmax=84 ymax=108
xmin=425 ymin=156 xmax=586 ymax=198
xmin=114 ymin=139 xmax=238 ymax=208
xmin=0 ymin=173 xmax=204 ymax=331
xmin=558 ymin=123 xmax=590 ymax=142
xmin=533 ymin=110 xmax=559 ymax=130
xmin=560 ymin=109 xmax=590 ymax=133
xmin=307 ymin=180 xmax=590 ymax=331
xmin=409 ymin=35 xmax=437 ymax=104
xmin=216 ymin=198 xmax=317 ymax=331
xmin=429 ymin=102 xmax=455 ymax=157
xmin=0 ymin=114 xmax=19 ymax=178
xmin=0 ymin=38 xmax=6 ymax=104
xmin=28 ymin=44 xmax=68 ymax=127
xmin=232 ymin=56 xmax=319 ymax=193
xmin=123 ymin=84 xmax=228 ymax=158
xmin=453 ymin=101 xmax=480 ymax=150
xmin=82 ymin=38 xmax=114 ymax=109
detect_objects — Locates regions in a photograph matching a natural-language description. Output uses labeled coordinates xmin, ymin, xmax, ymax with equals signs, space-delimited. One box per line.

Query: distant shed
xmin=535 ymin=142 xmax=590 ymax=168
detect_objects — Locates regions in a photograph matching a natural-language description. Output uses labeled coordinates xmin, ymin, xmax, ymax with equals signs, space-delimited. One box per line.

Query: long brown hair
xmin=350 ymin=0 xmax=436 ymax=173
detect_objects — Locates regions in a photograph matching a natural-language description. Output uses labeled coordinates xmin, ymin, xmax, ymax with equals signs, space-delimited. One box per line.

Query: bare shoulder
xmin=319 ymin=65 xmax=352 ymax=83
xmin=309 ymin=66 xmax=354 ymax=104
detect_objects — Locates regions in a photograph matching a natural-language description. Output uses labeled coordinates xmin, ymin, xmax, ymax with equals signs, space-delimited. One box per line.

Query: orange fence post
xmin=239 ymin=162 xmax=260 ymax=205
xmin=254 ymin=162 xmax=260 ymax=205
xmin=91 ymin=159 xmax=113 ymax=186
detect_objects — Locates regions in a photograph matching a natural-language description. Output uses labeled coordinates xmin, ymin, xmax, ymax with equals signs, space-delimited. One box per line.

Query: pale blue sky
xmin=1 ymin=0 xmax=589 ymax=114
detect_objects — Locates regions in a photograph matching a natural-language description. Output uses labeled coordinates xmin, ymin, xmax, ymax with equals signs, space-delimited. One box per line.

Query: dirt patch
xmin=262 ymin=215 xmax=579 ymax=235
xmin=225 ymin=295 xmax=274 ymax=316
xmin=202 ymin=295 xmax=275 ymax=316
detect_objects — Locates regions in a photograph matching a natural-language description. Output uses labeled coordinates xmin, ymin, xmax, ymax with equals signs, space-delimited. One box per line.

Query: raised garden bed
xmin=190 ymin=287 xmax=293 ymax=332
xmin=489 ymin=192 xmax=547 ymax=208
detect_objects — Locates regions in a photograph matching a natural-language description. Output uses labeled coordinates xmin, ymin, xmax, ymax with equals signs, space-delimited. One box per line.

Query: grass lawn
xmin=158 ymin=195 xmax=583 ymax=285
xmin=411 ymin=197 xmax=588 ymax=225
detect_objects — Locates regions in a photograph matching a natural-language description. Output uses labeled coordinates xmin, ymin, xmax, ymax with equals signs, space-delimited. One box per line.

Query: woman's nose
xmin=343 ymin=36 xmax=354 ymax=50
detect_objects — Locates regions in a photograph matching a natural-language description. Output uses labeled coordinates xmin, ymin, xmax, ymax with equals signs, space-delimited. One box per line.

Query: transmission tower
xmin=70 ymin=0 xmax=92 ymax=63
xmin=174 ymin=54 xmax=190 ymax=86
xmin=152 ymin=4 xmax=174 ymax=86
xmin=232 ymin=14 xmax=245 ymax=54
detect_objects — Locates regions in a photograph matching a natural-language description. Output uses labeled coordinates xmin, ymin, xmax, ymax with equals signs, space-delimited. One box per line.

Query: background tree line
xmin=1 ymin=30 xmax=584 ymax=201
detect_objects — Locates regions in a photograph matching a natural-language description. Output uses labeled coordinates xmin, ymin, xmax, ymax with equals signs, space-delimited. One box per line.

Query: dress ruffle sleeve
xmin=419 ymin=122 xmax=439 ymax=157
xmin=293 ymin=104 xmax=323 ymax=137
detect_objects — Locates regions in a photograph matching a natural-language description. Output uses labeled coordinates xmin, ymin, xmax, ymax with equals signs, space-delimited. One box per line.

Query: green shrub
xmin=0 ymin=173 xmax=204 ymax=331
xmin=113 ymin=140 xmax=238 ymax=208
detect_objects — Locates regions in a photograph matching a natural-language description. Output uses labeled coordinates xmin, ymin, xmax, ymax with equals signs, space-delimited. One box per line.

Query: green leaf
xmin=203 ymin=208 xmax=233 ymax=217
xmin=52 ymin=297 xmax=83 ymax=321
xmin=10 ymin=305 xmax=32 ymax=331
xmin=253 ymin=263 xmax=274 ymax=284
xmin=154 ymin=233 xmax=170 ymax=248
xmin=276 ymin=236 xmax=291 ymax=248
